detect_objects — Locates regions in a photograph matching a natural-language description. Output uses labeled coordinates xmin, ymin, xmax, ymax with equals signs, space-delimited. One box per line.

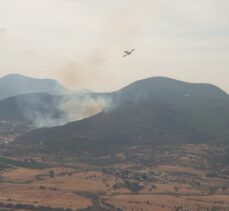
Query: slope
xmin=16 ymin=77 xmax=229 ymax=154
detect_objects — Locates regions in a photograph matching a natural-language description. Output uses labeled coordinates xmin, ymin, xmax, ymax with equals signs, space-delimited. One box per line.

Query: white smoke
xmin=58 ymin=94 xmax=112 ymax=122
xmin=27 ymin=93 xmax=112 ymax=128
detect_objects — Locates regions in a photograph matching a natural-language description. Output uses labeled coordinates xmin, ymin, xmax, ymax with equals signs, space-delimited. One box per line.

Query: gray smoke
xmin=23 ymin=92 xmax=112 ymax=128
xmin=58 ymin=93 xmax=112 ymax=123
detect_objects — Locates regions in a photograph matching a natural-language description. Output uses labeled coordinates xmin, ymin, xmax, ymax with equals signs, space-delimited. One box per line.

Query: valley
xmin=0 ymin=75 xmax=228 ymax=210
xmin=0 ymin=144 xmax=228 ymax=211
xmin=1 ymin=0 xmax=229 ymax=210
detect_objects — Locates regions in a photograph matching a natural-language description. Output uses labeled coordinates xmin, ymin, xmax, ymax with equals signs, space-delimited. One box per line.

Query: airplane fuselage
xmin=123 ymin=49 xmax=135 ymax=57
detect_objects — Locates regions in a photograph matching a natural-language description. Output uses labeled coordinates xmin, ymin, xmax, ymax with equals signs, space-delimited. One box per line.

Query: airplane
xmin=123 ymin=49 xmax=135 ymax=57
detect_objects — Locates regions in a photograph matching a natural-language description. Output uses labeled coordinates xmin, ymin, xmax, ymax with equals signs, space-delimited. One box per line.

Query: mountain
xmin=0 ymin=93 xmax=66 ymax=127
xmin=111 ymin=76 xmax=228 ymax=104
xmin=0 ymin=74 xmax=72 ymax=100
xmin=16 ymin=77 xmax=229 ymax=154
xmin=0 ymin=91 xmax=106 ymax=129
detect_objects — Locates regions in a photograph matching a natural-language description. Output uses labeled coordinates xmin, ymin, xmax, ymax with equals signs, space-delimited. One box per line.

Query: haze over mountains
xmin=0 ymin=74 xmax=106 ymax=128
xmin=0 ymin=74 xmax=72 ymax=100
xmin=15 ymin=76 xmax=229 ymax=154
xmin=0 ymin=73 xmax=228 ymax=153
xmin=0 ymin=93 xmax=64 ymax=126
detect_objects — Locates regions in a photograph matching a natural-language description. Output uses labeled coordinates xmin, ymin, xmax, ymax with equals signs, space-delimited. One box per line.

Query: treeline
xmin=0 ymin=156 xmax=48 ymax=169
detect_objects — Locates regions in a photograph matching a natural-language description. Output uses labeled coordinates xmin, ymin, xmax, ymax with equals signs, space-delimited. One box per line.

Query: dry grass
xmin=0 ymin=144 xmax=228 ymax=210
xmin=103 ymin=194 xmax=229 ymax=211
xmin=32 ymin=170 xmax=129 ymax=194
xmin=0 ymin=183 xmax=91 ymax=209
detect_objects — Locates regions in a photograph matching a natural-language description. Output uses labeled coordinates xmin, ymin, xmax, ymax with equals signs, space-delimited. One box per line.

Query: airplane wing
xmin=123 ymin=49 xmax=135 ymax=57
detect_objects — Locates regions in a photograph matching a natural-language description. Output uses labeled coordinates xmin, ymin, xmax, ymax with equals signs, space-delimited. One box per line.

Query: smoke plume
xmin=24 ymin=93 xmax=112 ymax=128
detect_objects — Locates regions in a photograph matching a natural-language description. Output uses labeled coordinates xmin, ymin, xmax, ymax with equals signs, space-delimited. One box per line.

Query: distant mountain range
xmin=0 ymin=74 xmax=99 ymax=129
xmin=0 ymin=90 xmax=106 ymax=128
xmin=16 ymin=77 xmax=229 ymax=154
xmin=0 ymin=92 xmax=65 ymax=126
xmin=0 ymin=74 xmax=72 ymax=100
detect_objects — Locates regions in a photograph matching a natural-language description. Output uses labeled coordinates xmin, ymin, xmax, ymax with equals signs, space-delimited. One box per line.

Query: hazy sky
xmin=0 ymin=0 xmax=229 ymax=92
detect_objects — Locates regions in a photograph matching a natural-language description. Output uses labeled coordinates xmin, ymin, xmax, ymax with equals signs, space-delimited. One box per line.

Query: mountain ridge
xmin=15 ymin=76 xmax=229 ymax=154
xmin=0 ymin=74 xmax=73 ymax=100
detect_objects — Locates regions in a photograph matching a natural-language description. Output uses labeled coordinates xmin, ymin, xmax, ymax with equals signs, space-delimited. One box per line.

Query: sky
xmin=0 ymin=0 xmax=229 ymax=92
